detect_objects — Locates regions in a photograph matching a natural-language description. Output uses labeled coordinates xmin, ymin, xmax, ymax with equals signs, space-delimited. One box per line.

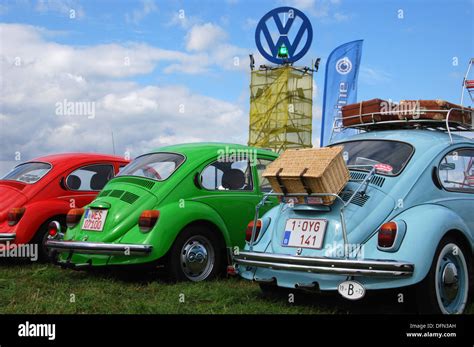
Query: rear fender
xmin=364 ymin=204 xmax=472 ymax=284
xmin=119 ymin=200 xmax=231 ymax=260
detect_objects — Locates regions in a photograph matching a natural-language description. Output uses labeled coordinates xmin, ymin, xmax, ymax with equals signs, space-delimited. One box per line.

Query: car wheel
xmin=416 ymin=236 xmax=470 ymax=314
xmin=167 ymin=225 xmax=223 ymax=282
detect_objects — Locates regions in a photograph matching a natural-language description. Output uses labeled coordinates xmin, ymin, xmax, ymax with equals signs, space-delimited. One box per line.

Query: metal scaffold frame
xmin=248 ymin=65 xmax=313 ymax=153
xmin=461 ymin=58 xmax=474 ymax=106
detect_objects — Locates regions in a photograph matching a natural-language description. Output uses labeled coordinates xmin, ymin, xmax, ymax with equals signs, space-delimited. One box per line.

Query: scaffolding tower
xmin=461 ymin=58 xmax=474 ymax=106
xmin=248 ymin=65 xmax=313 ymax=153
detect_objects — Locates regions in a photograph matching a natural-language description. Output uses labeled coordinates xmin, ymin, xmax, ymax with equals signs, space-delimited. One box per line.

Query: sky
xmin=0 ymin=0 xmax=473 ymax=174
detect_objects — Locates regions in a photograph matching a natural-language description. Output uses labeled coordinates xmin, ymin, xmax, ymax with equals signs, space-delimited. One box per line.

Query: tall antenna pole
xmin=111 ymin=131 xmax=116 ymax=155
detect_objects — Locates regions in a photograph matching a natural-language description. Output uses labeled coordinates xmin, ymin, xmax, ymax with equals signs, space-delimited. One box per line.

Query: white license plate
xmin=338 ymin=280 xmax=366 ymax=300
xmin=82 ymin=209 xmax=108 ymax=231
xmin=282 ymin=218 xmax=327 ymax=249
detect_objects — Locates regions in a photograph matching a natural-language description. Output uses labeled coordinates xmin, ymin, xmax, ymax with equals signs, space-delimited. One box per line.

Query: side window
xmin=439 ymin=148 xmax=474 ymax=193
xmin=256 ymin=158 xmax=274 ymax=192
xmin=66 ymin=164 xmax=114 ymax=191
xmin=201 ymin=159 xmax=253 ymax=191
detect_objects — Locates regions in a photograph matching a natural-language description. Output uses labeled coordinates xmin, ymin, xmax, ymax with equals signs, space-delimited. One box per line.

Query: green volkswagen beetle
xmin=46 ymin=143 xmax=278 ymax=281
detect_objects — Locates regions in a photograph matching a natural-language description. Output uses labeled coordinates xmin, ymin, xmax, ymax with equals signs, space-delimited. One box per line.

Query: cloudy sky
xmin=0 ymin=0 xmax=473 ymax=174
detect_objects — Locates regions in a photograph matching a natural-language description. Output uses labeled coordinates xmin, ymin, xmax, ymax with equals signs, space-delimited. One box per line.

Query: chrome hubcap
xmin=441 ymin=262 xmax=459 ymax=303
xmin=435 ymin=243 xmax=469 ymax=314
xmin=180 ymin=236 xmax=214 ymax=281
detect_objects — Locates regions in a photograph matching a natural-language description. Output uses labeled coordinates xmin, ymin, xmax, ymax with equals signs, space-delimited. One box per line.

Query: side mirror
xmin=439 ymin=163 xmax=456 ymax=171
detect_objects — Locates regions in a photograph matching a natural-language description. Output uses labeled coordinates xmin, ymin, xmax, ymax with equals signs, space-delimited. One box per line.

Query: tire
xmin=31 ymin=217 xmax=66 ymax=262
xmin=416 ymin=236 xmax=471 ymax=314
xmin=166 ymin=225 xmax=223 ymax=282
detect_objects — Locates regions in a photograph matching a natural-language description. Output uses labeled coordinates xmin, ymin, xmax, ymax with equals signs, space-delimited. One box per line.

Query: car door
xmin=196 ymin=156 xmax=264 ymax=247
xmin=62 ymin=163 xmax=115 ymax=209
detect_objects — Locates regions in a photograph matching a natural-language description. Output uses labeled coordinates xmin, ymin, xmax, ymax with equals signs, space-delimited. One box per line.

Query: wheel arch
xmin=442 ymin=229 xmax=473 ymax=256
xmin=153 ymin=201 xmax=232 ymax=260
xmin=13 ymin=200 xmax=72 ymax=243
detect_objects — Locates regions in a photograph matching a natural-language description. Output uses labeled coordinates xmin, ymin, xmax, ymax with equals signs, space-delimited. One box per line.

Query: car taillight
xmin=48 ymin=221 xmax=61 ymax=237
xmin=245 ymin=219 xmax=262 ymax=242
xmin=66 ymin=208 xmax=84 ymax=228
xmin=138 ymin=210 xmax=159 ymax=232
xmin=378 ymin=221 xmax=397 ymax=248
xmin=7 ymin=207 xmax=25 ymax=226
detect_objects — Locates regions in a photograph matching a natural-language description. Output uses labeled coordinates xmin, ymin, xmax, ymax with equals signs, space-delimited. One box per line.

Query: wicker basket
xmin=263 ymin=146 xmax=349 ymax=205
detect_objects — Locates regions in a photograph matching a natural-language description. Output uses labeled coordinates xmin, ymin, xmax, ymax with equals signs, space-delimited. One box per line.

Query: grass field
xmin=0 ymin=260 xmax=472 ymax=314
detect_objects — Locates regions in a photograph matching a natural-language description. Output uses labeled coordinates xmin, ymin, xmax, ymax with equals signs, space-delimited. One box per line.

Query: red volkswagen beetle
xmin=0 ymin=153 xmax=129 ymax=260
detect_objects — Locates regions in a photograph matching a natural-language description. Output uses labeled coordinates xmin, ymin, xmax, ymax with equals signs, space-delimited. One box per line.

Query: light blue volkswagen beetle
xmin=234 ymin=127 xmax=474 ymax=314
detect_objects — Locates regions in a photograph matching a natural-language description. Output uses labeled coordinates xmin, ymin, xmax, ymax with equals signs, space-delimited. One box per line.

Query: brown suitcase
xmin=342 ymin=98 xmax=398 ymax=126
xmin=399 ymin=100 xmax=472 ymax=126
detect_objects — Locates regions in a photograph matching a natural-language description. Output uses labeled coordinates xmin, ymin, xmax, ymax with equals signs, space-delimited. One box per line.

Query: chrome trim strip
xmin=0 ymin=233 xmax=16 ymax=242
xmin=46 ymin=240 xmax=152 ymax=256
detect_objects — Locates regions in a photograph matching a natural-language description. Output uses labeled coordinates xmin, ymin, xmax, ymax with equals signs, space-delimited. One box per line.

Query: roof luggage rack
xmin=331 ymin=107 xmax=473 ymax=144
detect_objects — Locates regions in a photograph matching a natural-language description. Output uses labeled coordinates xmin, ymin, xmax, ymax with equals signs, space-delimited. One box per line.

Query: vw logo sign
xmin=336 ymin=57 xmax=352 ymax=75
xmin=255 ymin=7 xmax=313 ymax=64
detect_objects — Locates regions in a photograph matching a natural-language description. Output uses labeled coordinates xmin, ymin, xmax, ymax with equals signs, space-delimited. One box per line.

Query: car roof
xmin=30 ymin=153 xmax=128 ymax=165
xmin=148 ymin=142 xmax=278 ymax=158
xmin=333 ymin=129 xmax=474 ymax=151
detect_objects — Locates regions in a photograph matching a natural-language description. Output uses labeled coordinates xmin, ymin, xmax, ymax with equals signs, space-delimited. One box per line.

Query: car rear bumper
xmin=233 ymin=251 xmax=414 ymax=277
xmin=45 ymin=239 xmax=153 ymax=256
xmin=0 ymin=233 xmax=16 ymax=242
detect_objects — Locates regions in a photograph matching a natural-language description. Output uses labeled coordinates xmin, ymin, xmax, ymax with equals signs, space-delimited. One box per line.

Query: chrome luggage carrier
xmin=247 ymin=166 xmax=377 ymax=259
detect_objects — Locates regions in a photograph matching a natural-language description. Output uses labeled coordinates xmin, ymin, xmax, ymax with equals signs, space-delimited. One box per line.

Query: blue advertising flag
xmin=320 ymin=40 xmax=363 ymax=147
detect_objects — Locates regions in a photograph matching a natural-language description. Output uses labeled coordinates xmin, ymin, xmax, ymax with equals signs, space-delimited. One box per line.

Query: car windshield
xmin=1 ymin=162 xmax=52 ymax=184
xmin=118 ymin=152 xmax=185 ymax=181
xmin=333 ymin=140 xmax=414 ymax=176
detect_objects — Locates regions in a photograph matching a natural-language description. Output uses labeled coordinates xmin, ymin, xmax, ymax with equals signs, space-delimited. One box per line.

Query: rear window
xmin=1 ymin=162 xmax=52 ymax=184
xmin=118 ymin=152 xmax=185 ymax=181
xmin=334 ymin=140 xmax=414 ymax=176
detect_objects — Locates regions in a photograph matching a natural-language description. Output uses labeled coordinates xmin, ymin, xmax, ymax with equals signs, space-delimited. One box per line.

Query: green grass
xmin=0 ymin=261 xmax=472 ymax=314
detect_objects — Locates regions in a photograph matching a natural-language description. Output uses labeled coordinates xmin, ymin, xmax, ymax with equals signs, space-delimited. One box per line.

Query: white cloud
xmin=35 ymin=0 xmax=85 ymax=18
xmin=0 ymin=23 xmax=248 ymax=162
xmin=281 ymin=0 xmax=349 ymax=22
xmin=285 ymin=0 xmax=317 ymax=11
xmin=186 ymin=23 xmax=228 ymax=52
xmin=125 ymin=0 xmax=158 ymax=25
xmin=243 ymin=18 xmax=258 ymax=30
xmin=166 ymin=10 xmax=202 ymax=30
xmin=359 ymin=66 xmax=392 ymax=86
xmin=333 ymin=12 xmax=349 ymax=22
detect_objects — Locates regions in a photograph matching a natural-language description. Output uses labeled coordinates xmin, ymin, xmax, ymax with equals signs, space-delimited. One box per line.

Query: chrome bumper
xmin=234 ymin=251 xmax=414 ymax=277
xmin=0 ymin=233 xmax=16 ymax=242
xmin=46 ymin=240 xmax=153 ymax=256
